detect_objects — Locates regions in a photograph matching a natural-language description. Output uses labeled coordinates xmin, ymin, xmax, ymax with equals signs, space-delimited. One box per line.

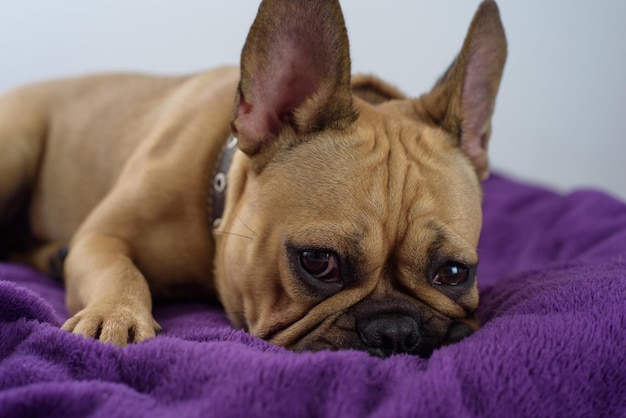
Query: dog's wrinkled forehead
xmin=259 ymin=107 xmax=483 ymax=260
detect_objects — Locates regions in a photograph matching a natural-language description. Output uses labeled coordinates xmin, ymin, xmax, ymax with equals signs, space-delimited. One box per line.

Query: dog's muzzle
xmin=357 ymin=313 xmax=422 ymax=356
xmin=356 ymin=312 xmax=474 ymax=358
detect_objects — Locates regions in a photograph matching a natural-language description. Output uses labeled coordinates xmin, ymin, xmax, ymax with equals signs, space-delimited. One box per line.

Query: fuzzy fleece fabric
xmin=0 ymin=173 xmax=625 ymax=418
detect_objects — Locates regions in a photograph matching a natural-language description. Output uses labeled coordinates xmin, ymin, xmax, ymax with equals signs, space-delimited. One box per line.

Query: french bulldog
xmin=0 ymin=0 xmax=506 ymax=358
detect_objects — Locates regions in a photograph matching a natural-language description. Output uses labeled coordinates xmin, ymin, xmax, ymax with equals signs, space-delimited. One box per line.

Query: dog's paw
xmin=61 ymin=303 xmax=162 ymax=346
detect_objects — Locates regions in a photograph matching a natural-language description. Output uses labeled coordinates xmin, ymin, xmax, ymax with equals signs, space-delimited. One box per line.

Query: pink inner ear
xmin=272 ymin=60 xmax=320 ymax=124
xmin=235 ymin=42 xmax=327 ymax=151
xmin=258 ymin=41 xmax=323 ymax=122
xmin=459 ymin=39 xmax=501 ymax=174
xmin=462 ymin=45 xmax=494 ymax=141
xmin=233 ymin=98 xmax=273 ymax=150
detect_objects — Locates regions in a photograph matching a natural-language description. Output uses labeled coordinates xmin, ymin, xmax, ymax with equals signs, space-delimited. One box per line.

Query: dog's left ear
xmin=232 ymin=0 xmax=355 ymax=156
xmin=419 ymin=0 xmax=507 ymax=180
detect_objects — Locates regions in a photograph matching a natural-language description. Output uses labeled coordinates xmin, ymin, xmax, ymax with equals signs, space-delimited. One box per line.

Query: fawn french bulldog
xmin=0 ymin=0 xmax=506 ymax=358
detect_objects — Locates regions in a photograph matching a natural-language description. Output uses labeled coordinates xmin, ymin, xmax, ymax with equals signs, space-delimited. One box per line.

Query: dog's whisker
xmin=236 ymin=216 xmax=257 ymax=237
xmin=213 ymin=230 xmax=255 ymax=241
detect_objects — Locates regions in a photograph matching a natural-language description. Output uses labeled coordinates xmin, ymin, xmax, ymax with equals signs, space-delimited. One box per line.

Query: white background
xmin=1 ymin=1 xmax=625 ymax=200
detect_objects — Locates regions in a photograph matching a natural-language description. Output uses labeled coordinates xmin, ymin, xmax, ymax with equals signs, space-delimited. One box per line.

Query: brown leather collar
xmin=210 ymin=136 xmax=238 ymax=229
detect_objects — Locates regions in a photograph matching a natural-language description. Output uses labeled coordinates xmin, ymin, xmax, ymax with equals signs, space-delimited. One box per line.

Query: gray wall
xmin=1 ymin=1 xmax=625 ymax=199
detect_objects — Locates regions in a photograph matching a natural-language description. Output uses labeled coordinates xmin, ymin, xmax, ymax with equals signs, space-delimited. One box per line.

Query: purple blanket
xmin=1 ymin=174 xmax=625 ymax=417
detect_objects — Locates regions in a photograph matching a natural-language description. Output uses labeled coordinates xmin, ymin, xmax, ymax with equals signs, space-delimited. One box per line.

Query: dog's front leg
xmin=61 ymin=233 xmax=161 ymax=346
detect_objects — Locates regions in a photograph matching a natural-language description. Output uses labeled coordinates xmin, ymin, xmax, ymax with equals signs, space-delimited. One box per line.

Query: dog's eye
xmin=299 ymin=251 xmax=340 ymax=282
xmin=432 ymin=263 xmax=469 ymax=286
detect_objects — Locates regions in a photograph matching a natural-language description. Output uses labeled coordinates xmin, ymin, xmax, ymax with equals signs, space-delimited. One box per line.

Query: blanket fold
xmin=1 ymin=173 xmax=625 ymax=418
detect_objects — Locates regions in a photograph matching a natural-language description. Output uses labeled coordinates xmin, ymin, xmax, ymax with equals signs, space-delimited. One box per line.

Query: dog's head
xmin=215 ymin=0 xmax=506 ymax=358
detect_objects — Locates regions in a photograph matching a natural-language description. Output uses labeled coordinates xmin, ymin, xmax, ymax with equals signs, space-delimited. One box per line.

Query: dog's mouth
xmin=270 ymin=304 xmax=476 ymax=359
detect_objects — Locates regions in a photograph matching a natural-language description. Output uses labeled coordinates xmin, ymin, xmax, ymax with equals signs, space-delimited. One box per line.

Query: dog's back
xmin=0 ymin=67 xmax=238 ymax=272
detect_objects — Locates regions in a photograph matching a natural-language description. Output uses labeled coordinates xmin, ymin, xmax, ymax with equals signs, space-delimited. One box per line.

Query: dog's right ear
xmin=232 ymin=0 xmax=355 ymax=156
xmin=418 ymin=0 xmax=507 ymax=180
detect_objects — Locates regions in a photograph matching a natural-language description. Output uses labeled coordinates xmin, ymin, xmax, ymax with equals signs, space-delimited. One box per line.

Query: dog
xmin=0 ymin=0 xmax=506 ymax=358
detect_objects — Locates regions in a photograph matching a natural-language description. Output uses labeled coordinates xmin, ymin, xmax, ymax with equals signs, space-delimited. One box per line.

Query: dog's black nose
xmin=357 ymin=313 xmax=422 ymax=357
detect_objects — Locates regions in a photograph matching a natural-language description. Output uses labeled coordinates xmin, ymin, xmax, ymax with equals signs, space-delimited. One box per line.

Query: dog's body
xmin=0 ymin=0 xmax=506 ymax=357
